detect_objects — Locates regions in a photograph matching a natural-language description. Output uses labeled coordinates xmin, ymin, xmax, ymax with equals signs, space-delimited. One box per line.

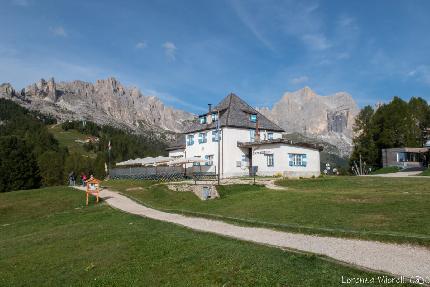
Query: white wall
xmin=182 ymin=127 xmax=321 ymax=178
xmin=221 ymin=128 xmax=250 ymax=177
xmin=252 ymin=144 xmax=320 ymax=178
xmin=184 ymin=129 xmax=221 ymax=174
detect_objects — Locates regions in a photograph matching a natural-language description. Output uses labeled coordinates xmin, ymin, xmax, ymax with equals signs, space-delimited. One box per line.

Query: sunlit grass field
xmin=104 ymin=176 xmax=430 ymax=246
xmin=1 ymin=187 xmax=414 ymax=286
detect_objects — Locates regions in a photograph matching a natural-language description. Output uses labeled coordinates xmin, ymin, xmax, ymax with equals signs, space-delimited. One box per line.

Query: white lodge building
xmin=167 ymin=93 xmax=321 ymax=178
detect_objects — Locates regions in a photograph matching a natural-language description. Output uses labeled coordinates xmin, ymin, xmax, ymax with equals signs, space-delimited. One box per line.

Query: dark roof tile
xmin=183 ymin=93 xmax=284 ymax=133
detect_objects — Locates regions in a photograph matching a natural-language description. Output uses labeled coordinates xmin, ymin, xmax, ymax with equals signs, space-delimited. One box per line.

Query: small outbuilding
xmin=382 ymin=147 xmax=429 ymax=169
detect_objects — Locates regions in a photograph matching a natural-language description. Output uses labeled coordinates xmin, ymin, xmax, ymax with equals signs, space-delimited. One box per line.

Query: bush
xmin=38 ymin=151 xmax=66 ymax=186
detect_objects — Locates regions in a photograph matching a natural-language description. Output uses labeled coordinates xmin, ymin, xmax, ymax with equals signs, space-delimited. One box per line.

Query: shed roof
xmin=237 ymin=138 xmax=323 ymax=151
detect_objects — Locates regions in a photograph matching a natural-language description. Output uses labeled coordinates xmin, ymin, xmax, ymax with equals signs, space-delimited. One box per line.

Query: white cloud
xmin=142 ymin=88 xmax=205 ymax=112
xmin=230 ymin=0 xmax=275 ymax=51
xmin=408 ymin=66 xmax=430 ymax=85
xmin=135 ymin=41 xmax=147 ymax=49
xmin=50 ymin=26 xmax=67 ymax=37
xmin=231 ymin=0 xmax=326 ymax=52
xmin=0 ymin=52 xmax=109 ymax=89
xmin=338 ymin=15 xmax=355 ymax=28
xmin=407 ymin=70 xmax=417 ymax=77
xmin=290 ymin=76 xmax=309 ymax=85
xmin=337 ymin=52 xmax=350 ymax=60
xmin=301 ymin=34 xmax=331 ymax=50
xmin=12 ymin=0 xmax=29 ymax=6
xmin=162 ymin=41 xmax=177 ymax=61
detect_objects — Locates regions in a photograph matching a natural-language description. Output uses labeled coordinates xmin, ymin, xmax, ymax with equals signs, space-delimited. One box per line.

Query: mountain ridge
xmin=257 ymin=87 xmax=359 ymax=156
xmin=1 ymin=79 xmax=358 ymax=157
xmin=0 ymin=77 xmax=195 ymax=134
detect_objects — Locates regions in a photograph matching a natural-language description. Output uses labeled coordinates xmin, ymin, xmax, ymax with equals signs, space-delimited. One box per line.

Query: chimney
xmin=255 ymin=115 xmax=260 ymax=142
xmin=207 ymin=104 xmax=213 ymax=124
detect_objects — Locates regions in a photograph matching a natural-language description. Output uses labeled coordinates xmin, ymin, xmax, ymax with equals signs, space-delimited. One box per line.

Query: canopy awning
xmin=116 ymin=156 xmax=209 ymax=167
xmin=143 ymin=156 xmax=172 ymax=166
xmin=116 ymin=156 xmax=172 ymax=167
xmin=168 ymin=156 xmax=208 ymax=166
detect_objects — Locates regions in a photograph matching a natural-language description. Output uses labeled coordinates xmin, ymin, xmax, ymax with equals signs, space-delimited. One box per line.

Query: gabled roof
xmin=183 ymin=93 xmax=284 ymax=133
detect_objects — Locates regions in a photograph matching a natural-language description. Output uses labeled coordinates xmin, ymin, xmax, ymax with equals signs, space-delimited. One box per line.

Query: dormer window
xmin=268 ymin=132 xmax=274 ymax=140
xmin=198 ymin=132 xmax=207 ymax=144
xmin=187 ymin=134 xmax=194 ymax=146
xmin=199 ymin=116 xmax=207 ymax=124
xmin=249 ymin=114 xmax=257 ymax=122
xmin=211 ymin=112 xmax=218 ymax=122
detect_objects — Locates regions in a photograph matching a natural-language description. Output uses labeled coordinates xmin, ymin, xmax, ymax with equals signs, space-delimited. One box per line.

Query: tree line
xmin=0 ymin=99 xmax=168 ymax=192
xmin=351 ymin=96 xmax=430 ymax=169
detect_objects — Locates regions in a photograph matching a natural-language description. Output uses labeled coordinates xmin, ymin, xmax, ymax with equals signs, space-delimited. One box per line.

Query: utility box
xmin=202 ymin=186 xmax=210 ymax=200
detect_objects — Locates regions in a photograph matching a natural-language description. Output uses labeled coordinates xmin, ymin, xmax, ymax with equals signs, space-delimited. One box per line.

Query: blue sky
xmin=1 ymin=0 xmax=429 ymax=112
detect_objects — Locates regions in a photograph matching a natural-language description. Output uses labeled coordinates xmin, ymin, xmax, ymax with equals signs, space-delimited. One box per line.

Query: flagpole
xmin=108 ymin=140 xmax=111 ymax=179
xmin=217 ymin=110 xmax=221 ymax=185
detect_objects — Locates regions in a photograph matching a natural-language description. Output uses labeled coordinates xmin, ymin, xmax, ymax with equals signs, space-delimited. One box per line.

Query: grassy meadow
xmin=420 ymin=168 xmax=430 ymax=176
xmin=104 ymin=176 xmax=430 ymax=246
xmin=370 ymin=166 xmax=401 ymax=174
xmin=1 ymin=186 xmax=414 ymax=286
xmin=49 ymin=124 xmax=96 ymax=158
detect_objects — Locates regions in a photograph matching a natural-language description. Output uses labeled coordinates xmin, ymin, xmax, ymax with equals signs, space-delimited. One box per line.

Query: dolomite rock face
xmin=0 ymin=83 xmax=15 ymax=98
xmin=24 ymin=77 xmax=58 ymax=102
xmin=0 ymin=77 xmax=195 ymax=133
xmin=257 ymin=87 xmax=359 ymax=156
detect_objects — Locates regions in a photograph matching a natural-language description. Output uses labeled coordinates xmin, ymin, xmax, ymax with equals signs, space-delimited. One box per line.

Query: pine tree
xmin=0 ymin=136 xmax=41 ymax=192
xmin=351 ymin=97 xmax=428 ymax=169
xmin=350 ymin=106 xmax=378 ymax=166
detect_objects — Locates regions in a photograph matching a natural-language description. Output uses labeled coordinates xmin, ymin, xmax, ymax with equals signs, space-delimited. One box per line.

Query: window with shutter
xmin=288 ymin=153 xmax=307 ymax=167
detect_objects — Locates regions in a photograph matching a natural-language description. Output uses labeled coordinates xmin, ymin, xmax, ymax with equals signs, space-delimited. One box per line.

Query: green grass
xmin=104 ymin=177 xmax=430 ymax=246
xmin=1 ymin=187 xmax=413 ymax=286
xmin=370 ymin=166 xmax=402 ymax=174
xmin=49 ymin=124 xmax=96 ymax=158
xmin=420 ymin=168 xmax=430 ymax=176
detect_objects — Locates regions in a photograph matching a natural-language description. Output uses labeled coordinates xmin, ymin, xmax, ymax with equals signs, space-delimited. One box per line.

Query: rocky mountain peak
xmin=25 ymin=77 xmax=58 ymax=102
xmin=301 ymin=86 xmax=317 ymax=97
xmin=257 ymin=87 xmax=359 ymax=156
xmin=1 ymin=77 xmax=195 ymax=134
xmin=0 ymin=83 xmax=15 ymax=97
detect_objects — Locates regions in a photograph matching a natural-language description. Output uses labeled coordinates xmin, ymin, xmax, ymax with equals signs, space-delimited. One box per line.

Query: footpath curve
xmin=76 ymin=186 xmax=430 ymax=279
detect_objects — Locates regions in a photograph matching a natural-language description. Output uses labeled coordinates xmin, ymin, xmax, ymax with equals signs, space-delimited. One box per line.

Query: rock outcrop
xmin=258 ymin=87 xmax=359 ymax=156
xmin=0 ymin=77 xmax=195 ymax=133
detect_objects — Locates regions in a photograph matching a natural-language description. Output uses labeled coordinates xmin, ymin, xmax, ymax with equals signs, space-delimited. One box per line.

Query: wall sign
xmin=253 ymin=150 xmax=273 ymax=155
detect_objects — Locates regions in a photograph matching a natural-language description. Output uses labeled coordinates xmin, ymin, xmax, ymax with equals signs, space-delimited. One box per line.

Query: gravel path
xmin=366 ymin=171 xmax=428 ymax=178
xmin=78 ymin=187 xmax=430 ymax=279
